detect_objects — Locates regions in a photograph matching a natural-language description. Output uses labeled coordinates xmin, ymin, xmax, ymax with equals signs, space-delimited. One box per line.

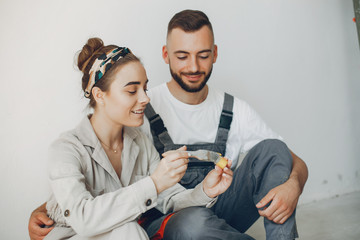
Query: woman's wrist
xmin=150 ymin=174 xmax=163 ymax=194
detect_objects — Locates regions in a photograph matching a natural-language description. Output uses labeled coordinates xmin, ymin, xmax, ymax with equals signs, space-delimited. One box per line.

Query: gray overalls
xmin=143 ymin=93 xmax=298 ymax=240
xmin=144 ymin=93 xmax=234 ymax=189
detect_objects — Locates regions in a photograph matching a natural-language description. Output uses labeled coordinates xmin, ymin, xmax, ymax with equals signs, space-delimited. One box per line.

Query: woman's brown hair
xmin=77 ymin=37 xmax=140 ymax=108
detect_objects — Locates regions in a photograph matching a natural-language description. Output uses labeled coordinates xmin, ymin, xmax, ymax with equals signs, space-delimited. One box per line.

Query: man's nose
xmin=188 ymin=56 xmax=199 ymax=73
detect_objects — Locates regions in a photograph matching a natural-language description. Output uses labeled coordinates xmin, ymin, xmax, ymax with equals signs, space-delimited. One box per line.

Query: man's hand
xmin=256 ymin=177 xmax=301 ymax=224
xmin=203 ymin=158 xmax=233 ymax=198
xmin=257 ymin=150 xmax=308 ymax=224
xmin=28 ymin=203 xmax=54 ymax=240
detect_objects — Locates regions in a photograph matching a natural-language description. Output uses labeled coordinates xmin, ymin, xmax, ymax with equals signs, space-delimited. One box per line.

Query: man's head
xmin=167 ymin=10 xmax=214 ymax=40
xmin=163 ymin=10 xmax=217 ymax=93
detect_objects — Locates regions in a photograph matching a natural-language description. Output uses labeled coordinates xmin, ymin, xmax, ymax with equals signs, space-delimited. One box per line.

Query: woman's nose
xmin=139 ymin=90 xmax=150 ymax=104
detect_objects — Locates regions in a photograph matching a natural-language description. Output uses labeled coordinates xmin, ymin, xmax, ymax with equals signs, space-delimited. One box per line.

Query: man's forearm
xmin=289 ymin=150 xmax=308 ymax=193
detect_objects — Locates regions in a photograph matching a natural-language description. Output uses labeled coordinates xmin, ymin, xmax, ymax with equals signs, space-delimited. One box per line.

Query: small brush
xmin=187 ymin=150 xmax=228 ymax=169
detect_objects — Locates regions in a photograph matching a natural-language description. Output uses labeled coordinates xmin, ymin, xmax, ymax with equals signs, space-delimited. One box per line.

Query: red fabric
xmin=150 ymin=213 xmax=175 ymax=240
xmin=137 ymin=216 xmax=147 ymax=226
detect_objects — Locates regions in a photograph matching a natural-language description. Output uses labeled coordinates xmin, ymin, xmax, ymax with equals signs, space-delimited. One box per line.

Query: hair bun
xmin=78 ymin=38 xmax=104 ymax=73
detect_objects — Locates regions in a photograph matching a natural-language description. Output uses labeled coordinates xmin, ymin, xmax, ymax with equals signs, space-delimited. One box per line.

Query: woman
xmin=44 ymin=38 xmax=233 ymax=240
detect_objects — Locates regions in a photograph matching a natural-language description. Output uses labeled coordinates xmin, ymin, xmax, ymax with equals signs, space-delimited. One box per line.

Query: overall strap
xmin=215 ymin=93 xmax=234 ymax=149
xmin=144 ymin=103 xmax=174 ymax=154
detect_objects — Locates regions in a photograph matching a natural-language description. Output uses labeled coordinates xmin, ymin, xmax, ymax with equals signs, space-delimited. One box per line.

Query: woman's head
xmin=77 ymin=38 xmax=149 ymax=127
xmin=78 ymin=38 xmax=139 ymax=108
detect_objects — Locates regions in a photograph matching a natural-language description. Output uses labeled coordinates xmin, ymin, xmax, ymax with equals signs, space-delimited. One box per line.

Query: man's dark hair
xmin=167 ymin=9 xmax=214 ymax=36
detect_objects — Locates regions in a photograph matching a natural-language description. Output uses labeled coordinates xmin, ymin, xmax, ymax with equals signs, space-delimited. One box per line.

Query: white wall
xmin=0 ymin=0 xmax=359 ymax=238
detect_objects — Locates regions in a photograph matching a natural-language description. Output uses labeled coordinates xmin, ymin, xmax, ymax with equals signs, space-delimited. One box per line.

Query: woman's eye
xmin=128 ymin=91 xmax=136 ymax=94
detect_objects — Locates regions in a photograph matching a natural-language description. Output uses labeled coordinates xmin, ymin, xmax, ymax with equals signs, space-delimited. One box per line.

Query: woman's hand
xmin=203 ymin=158 xmax=233 ymax=198
xmin=150 ymin=146 xmax=189 ymax=194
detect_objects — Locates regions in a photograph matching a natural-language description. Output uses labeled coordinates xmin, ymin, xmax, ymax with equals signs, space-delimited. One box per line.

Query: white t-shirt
xmin=140 ymin=83 xmax=282 ymax=168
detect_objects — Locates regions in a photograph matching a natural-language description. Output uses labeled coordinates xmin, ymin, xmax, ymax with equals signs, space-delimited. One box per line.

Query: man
xmin=29 ymin=10 xmax=307 ymax=240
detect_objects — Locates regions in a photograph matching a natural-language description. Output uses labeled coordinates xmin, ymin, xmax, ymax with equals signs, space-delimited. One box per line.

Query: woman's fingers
xmin=223 ymin=166 xmax=233 ymax=177
xmin=170 ymin=157 xmax=189 ymax=168
xmin=226 ymin=158 xmax=232 ymax=168
xmin=162 ymin=146 xmax=187 ymax=157
xmin=173 ymin=163 xmax=188 ymax=175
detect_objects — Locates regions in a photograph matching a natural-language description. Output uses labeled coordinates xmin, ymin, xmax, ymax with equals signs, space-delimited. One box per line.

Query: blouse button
xmin=146 ymin=199 xmax=152 ymax=206
xmin=64 ymin=209 xmax=70 ymax=217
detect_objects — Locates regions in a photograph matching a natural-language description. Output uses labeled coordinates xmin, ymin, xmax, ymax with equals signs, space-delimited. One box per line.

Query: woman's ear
xmin=92 ymin=87 xmax=105 ymax=105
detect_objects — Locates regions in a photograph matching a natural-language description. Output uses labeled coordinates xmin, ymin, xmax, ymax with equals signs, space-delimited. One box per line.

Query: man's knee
xmin=243 ymin=139 xmax=293 ymax=192
xmin=258 ymin=139 xmax=288 ymax=152
xmin=253 ymin=139 xmax=293 ymax=167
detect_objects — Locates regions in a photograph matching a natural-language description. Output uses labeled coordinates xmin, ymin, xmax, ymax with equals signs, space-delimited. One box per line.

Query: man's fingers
xmin=258 ymin=199 xmax=279 ymax=220
xmin=29 ymin=222 xmax=54 ymax=239
xmin=29 ymin=212 xmax=54 ymax=240
xmin=272 ymin=210 xmax=288 ymax=223
xmin=267 ymin=205 xmax=286 ymax=221
xmin=256 ymin=191 xmax=275 ymax=208
xmin=279 ymin=214 xmax=291 ymax=224
xmin=36 ymin=213 xmax=53 ymax=226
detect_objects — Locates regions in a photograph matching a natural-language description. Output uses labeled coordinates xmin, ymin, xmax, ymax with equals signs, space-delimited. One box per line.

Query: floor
xmin=245 ymin=191 xmax=360 ymax=239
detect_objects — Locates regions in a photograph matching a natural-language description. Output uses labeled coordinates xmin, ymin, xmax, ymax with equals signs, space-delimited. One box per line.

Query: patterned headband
xmin=84 ymin=47 xmax=131 ymax=98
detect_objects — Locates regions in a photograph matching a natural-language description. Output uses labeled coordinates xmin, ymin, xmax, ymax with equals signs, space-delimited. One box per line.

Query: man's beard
xmin=170 ymin=66 xmax=213 ymax=93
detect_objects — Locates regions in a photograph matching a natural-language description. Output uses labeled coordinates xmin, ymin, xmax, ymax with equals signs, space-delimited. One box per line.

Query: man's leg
xmin=162 ymin=207 xmax=255 ymax=240
xmin=212 ymin=139 xmax=298 ymax=240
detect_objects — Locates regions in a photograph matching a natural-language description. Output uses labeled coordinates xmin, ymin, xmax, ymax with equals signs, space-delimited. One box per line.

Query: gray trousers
xmin=145 ymin=139 xmax=298 ymax=240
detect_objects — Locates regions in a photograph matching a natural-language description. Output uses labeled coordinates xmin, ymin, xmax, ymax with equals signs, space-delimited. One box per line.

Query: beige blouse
xmin=46 ymin=116 xmax=216 ymax=237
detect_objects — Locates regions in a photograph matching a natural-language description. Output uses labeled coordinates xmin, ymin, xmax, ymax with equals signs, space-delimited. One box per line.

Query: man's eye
xmin=177 ymin=56 xmax=187 ymax=60
xmin=199 ymin=55 xmax=209 ymax=59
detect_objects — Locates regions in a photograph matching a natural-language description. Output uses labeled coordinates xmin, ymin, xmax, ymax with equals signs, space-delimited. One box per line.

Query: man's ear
xmin=213 ymin=44 xmax=218 ymax=64
xmin=162 ymin=45 xmax=169 ymax=64
xmin=92 ymin=87 xmax=105 ymax=105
